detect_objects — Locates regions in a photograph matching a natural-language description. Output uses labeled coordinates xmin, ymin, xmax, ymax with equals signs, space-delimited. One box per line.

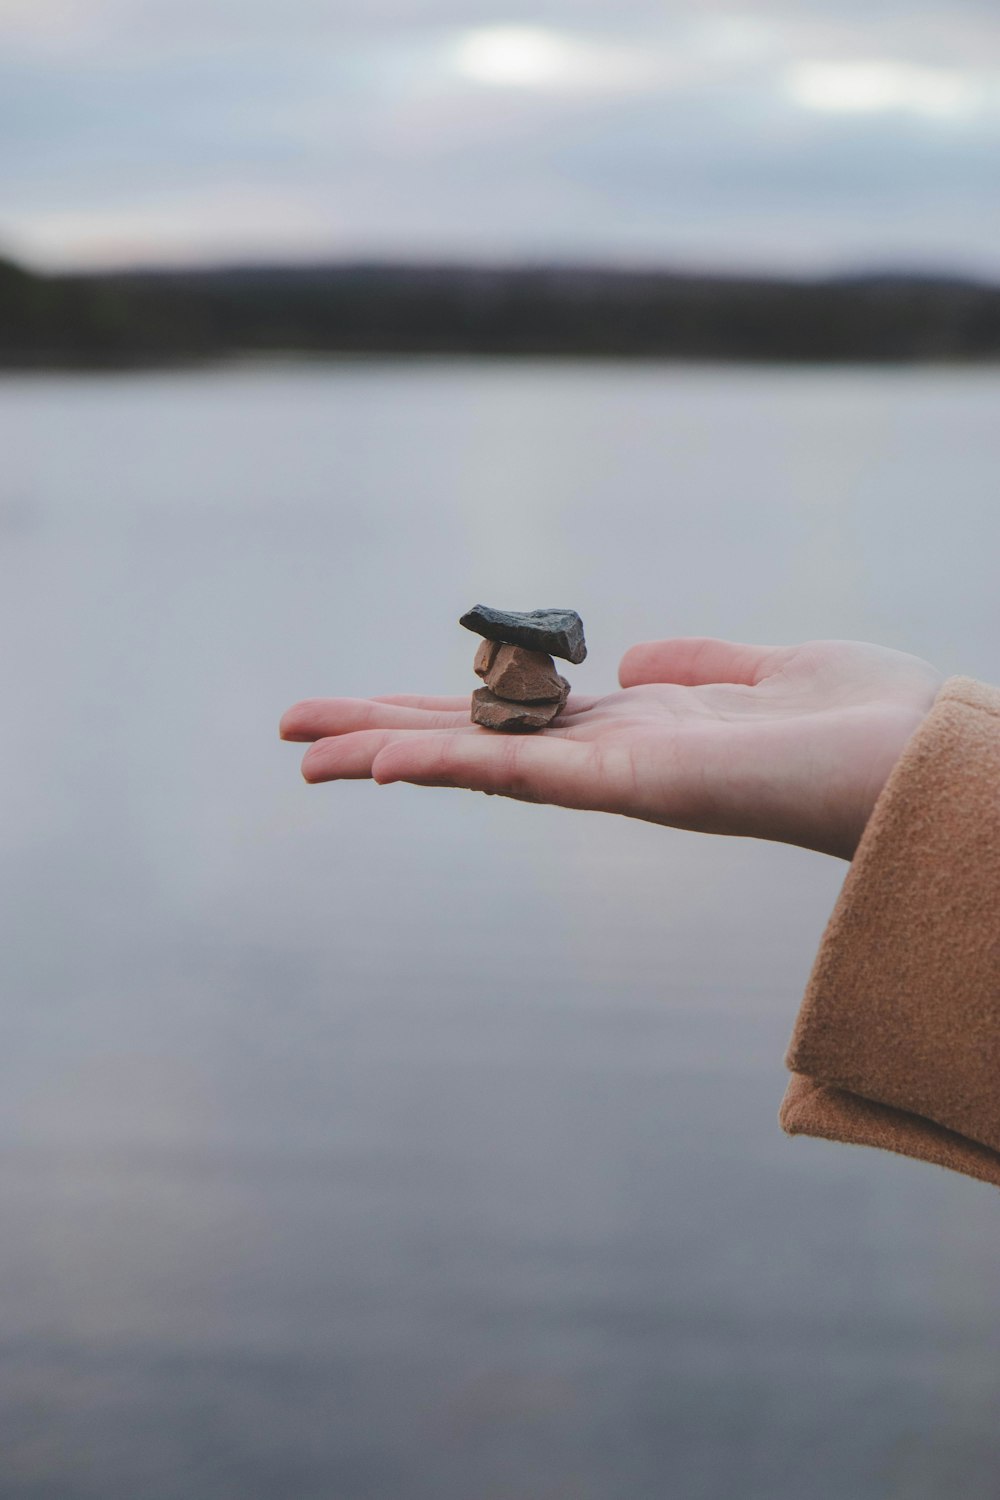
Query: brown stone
xmin=474 ymin=639 xmax=502 ymax=678
xmin=484 ymin=644 xmax=567 ymax=703
xmin=470 ymin=688 xmax=566 ymax=732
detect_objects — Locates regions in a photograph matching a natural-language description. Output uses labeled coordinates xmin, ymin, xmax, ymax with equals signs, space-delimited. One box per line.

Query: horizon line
xmin=6 ymin=249 xmax=996 ymax=290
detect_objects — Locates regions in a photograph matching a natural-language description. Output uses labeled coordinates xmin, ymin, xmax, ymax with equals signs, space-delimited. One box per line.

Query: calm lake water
xmin=1 ymin=360 xmax=998 ymax=1499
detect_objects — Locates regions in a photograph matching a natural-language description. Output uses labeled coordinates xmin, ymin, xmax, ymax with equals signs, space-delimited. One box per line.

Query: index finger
xmin=280 ymin=694 xmax=470 ymax=741
xmin=371 ymin=694 xmax=471 ymax=710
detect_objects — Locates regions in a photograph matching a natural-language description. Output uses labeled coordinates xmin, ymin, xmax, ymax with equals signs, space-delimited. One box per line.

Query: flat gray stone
xmin=460 ymin=605 xmax=587 ymax=665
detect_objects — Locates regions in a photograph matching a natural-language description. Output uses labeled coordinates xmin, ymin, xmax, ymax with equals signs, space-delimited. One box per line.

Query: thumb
xmin=618 ymin=636 xmax=784 ymax=689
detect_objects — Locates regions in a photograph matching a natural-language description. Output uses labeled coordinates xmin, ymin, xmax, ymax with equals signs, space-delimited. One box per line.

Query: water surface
xmin=1 ymin=361 xmax=998 ymax=1499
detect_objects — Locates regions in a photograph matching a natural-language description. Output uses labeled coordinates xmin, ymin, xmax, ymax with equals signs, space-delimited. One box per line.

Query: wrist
xmin=842 ymin=681 xmax=945 ymax=859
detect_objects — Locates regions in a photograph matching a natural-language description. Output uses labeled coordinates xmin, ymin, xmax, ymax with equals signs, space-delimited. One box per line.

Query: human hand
xmin=280 ymin=638 xmax=944 ymax=860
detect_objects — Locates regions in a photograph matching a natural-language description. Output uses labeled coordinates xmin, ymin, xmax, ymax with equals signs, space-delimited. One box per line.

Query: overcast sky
xmin=3 ymin=0 xmax=1000 ymax=274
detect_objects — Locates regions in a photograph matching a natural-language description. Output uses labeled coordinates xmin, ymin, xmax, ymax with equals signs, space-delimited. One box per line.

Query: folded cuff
xmin=781 ymin=674 xmax=1000 ymax=1186
xmin=781 ymin=1075 xmax=1000 ymax=1187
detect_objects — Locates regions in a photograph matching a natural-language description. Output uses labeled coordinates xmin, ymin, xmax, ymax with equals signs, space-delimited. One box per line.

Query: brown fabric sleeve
xmin=779 ymin=675 xmax=1000 ymax=1187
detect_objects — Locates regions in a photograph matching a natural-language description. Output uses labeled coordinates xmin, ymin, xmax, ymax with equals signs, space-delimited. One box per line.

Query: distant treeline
xmin=3 ymin=253 xmax=1000 ymax=366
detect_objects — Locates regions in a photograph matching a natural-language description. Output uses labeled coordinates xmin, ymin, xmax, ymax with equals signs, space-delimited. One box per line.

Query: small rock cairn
xmin=459 ymin=605 xmax=587 ymax=732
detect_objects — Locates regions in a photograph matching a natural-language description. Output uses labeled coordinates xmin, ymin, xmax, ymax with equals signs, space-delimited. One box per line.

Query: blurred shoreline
xmin=3 ymin=254 xmax=1000 ymax=369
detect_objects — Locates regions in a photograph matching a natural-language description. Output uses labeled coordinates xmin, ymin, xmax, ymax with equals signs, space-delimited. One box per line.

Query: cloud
xmin=786 ymin=60 xmax=983 ymax=116
xmin=447 ymin=25 xmax=662 ymax=92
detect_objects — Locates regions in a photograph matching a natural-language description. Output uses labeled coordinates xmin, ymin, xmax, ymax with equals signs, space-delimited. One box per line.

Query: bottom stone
xmin=470 ymin=687 xmax=566 ymax=732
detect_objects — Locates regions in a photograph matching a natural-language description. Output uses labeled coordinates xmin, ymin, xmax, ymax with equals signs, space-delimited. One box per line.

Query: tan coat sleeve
xmin=780 ymin=675 xmax=1000 ymax=1187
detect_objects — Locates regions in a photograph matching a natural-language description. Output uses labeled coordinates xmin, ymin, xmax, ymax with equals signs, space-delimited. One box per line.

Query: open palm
xmin=280 ymin=636 xmax=943 ymax=860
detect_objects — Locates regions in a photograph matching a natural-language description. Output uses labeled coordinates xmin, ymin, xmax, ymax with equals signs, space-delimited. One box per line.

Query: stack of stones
xmin=459 ymin=605 xmax=587 ymax=732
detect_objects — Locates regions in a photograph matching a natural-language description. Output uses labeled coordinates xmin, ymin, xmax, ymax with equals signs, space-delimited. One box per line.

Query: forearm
xmin=781 ymin=675 xmax=1000 ymax=1186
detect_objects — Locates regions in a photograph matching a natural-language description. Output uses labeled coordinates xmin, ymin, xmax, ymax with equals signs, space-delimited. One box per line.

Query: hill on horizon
xmin=3 ymin=253 xmax=1000 ymax=367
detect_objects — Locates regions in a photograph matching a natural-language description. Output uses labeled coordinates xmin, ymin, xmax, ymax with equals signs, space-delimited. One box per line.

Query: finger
xmin=618 ymin=637 xmax=784 ymax=689
xmin=371 ymin=729 xmax=602 ymax=810
xmin=281 ymin=697 xmax=469 ymax=742
xmin=375 ymin=691 xmax=601 ymax=715
xmin=371 ymin=694 xmax=471 ymax=710
xmin=302 ymin=728 xmax=466 ymax=781
xmin=374 ymin=692 xmax=603 ymax=717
